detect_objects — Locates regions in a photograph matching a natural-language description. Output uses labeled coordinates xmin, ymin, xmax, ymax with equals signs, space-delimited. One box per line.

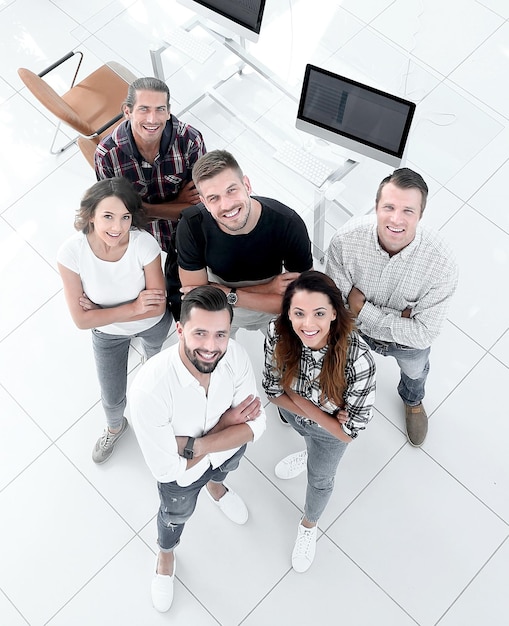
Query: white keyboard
xmin=273 ymin=141 xmax=336 ymax=187
xmin=167 ymin=27 xmax=215 ymax=64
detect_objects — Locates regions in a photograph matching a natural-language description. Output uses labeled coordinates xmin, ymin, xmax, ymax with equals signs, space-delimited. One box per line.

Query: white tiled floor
xmin=1 ymin=1 xmax=508 ymax=625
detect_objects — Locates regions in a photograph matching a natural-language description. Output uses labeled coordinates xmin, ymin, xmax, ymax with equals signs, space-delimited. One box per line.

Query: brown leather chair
xmin=18 ymin=52 xmax=136 ymax=165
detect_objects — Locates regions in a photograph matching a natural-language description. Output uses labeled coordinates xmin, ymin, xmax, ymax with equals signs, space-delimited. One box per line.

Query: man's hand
xmin=256 ymin=272 xmax=301 ymax=296
xmin=175 ymin=180 xmax=200 ymax=206
xmin=348 ymin=286 xmax=366 ymax=317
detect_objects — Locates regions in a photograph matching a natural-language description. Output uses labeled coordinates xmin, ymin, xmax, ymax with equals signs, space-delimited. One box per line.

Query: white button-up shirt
xmin=129 ymin=339 xmax=266 ymax=486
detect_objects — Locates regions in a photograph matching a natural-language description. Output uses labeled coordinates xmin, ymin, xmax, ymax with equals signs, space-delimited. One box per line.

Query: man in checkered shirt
xmin=95 ymin=77 xmax=206 ymax=317
xmin=326 ymin=168 xmax=458 ymax=447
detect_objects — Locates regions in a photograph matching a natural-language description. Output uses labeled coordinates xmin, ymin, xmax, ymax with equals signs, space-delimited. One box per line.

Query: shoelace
xmin=100 ymin=429 xmax=116 ymax=449
xmin=286 ymin=452 xmax=307 ymax=470
xmin=294 ymin=527 xmax=315 ymax=556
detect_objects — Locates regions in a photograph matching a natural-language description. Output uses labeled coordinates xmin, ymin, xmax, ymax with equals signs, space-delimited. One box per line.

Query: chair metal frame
xmin=20 ymin=50 xmax=125 ymax=155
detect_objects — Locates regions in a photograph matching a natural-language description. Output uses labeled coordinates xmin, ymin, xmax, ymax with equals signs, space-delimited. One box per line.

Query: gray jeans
xmin=91 ymin=310 xmax=172 ymax=429
xmin=157 ymin=445 xmax=247 ymax=552
xmin=280 ymin=407 xmax=348 ymax=524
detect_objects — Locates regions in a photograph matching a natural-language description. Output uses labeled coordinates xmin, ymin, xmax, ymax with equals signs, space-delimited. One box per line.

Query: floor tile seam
xmin=362 ymin=22 xmax=451 ymax=93
xmin=243 ymin=455 xmax=305 ymax=515
xmin=237 ymin=568 xmax=296 ymax=626
xmin=135 ymin=524 xmax=224 ymax=626
xmin=320 ymin=441 xmax=407 ymax=534
xmin=0 ymin=142 xmax=76 ymax=216
xmin=0 ymin=586 xmax=29 ymax=626
xmin=0 ymin=212 xmax=63 ymax=279
xmin=341 ymin=2 xmax=398 ymax=27
xmin=434 ymin=534 xmax=509 ymax=626
xmin=465 ymin=152 xmax=509 ymax=202
xmin=446 ymin=71 xmax=509 ymax=124
xmin=468 ymin=198 xmax=509 ymax=239
xmin=0 ymin=289 xmax=62 ymax=346
xmin=439 ymin=73 xmax=509 ymax=129
xmin=419 ymin=446 xmax=509 ymax=529
xmin=54 ymin=440 xmax=142 ymax=534
xmin=0 ymin=441 xmax=53 ymax=496
xmin=422 ymin=345 xmax=488 ymax=419
xmin=41 ymin=534 xmax=140 ymax=626
xmin=441 ymin=319 xmax=490 ymax=356
xmin=323 ymin=535 xmax=421 ymax=625
xmin=46 ymin=0 xmax=83 ymax=28
xmin=439 ymin=18 xmax=507 ymax=82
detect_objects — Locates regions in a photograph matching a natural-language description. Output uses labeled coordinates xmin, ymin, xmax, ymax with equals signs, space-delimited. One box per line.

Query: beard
xmin=216 ymin=197 xmax=252 ymax=232
xmin=183 ymin=343 xmax=226 ymax=374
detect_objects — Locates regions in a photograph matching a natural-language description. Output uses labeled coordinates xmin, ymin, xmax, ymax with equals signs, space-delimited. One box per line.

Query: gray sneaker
xmin=92 ymin=417 xmax=129 ymax=464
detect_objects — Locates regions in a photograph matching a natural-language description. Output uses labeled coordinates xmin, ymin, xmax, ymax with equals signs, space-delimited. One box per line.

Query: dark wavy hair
xmin=274 ymin=271 xmax=354 ymax=406
xmin=74 ymin=177 xmax=146 ymax=234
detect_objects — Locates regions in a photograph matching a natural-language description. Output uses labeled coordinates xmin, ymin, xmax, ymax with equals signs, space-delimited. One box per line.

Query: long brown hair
xmin=274 ymin=271 xmax=354 ymax=406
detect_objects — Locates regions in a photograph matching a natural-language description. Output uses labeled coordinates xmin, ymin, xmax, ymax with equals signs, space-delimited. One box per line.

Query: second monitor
xmin=296 ymin=64 xmax=416 ymax=168
xmin=177 ymin=0 xmax=266 ymax=43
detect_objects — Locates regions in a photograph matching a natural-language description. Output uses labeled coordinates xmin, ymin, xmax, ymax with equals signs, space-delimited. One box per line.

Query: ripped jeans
xmin=156 ymin=445 xmax=247 ymax=552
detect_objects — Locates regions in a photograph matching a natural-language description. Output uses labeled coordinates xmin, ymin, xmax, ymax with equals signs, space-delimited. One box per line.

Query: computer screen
xmin=177 ymin=0 xmax=266 ymax=43
xmin=296 ymin=64 xmax=416 ymax=168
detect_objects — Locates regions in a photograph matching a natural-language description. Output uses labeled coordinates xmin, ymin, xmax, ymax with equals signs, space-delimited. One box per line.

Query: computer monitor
xmin=177 ymin=0 xmax=266 ymax=43
xmin=296 ymin=64 xmax=416 ymax=168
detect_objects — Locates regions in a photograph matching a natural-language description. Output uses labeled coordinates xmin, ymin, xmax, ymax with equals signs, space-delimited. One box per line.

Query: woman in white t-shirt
xmin=57 ymin=177 xmax=171 ymax=464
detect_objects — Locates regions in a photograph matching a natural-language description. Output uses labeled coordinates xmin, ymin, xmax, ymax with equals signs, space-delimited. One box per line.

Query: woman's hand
xmin=335 ymin=409 xmax=349 ymax=424
xmin=131 ymin=289 xmax=166 ymax=315
xmin=79 ymin=293 xmax=100 ymax=311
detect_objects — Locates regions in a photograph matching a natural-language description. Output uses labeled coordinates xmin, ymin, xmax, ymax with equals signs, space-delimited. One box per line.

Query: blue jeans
xmin=91 ymin=310 xmax=172 ymax=429
xmin=280 ymin=408 xmax=348 ymax=524
xmin=360 ymin=333 xmax=430 ymax=406
xmin=157 ymin=445 xmax=247 ymax=552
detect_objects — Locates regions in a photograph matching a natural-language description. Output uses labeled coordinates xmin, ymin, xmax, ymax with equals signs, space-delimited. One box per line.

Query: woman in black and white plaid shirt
xmin=263 ymin=270 xmax=376 ymax=573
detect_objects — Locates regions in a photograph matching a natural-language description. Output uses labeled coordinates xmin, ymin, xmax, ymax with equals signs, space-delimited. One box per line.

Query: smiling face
xmin=288 ymin=289 xmax=337 ymax=351
xmin=89 ymin=196 xmax=132 ymax=248
xmin=177 ymin=306 xmax=231 ymax=375
xmin=123 ymin=89 xmax=170 ymax=147
xmin=375 ymin=182 xmax=423 ymax=256
xmin=197 ymin=168 xmax=257 ymax=234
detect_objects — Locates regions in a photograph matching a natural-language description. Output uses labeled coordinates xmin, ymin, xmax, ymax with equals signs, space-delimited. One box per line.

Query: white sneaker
xmin=291 ymin=522 xmax=317 ymax=573
xmin=275 ymin=450 xmax=307 ymax=480
xmin=204 ymin=483 xmax=249 ymax=525
xmin=151 ymin=553 xmax=176 ymax=612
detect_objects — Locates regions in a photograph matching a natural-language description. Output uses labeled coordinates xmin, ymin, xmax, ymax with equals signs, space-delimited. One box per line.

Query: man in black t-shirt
xmin=176 ymin=150 xmax=313 ymax=335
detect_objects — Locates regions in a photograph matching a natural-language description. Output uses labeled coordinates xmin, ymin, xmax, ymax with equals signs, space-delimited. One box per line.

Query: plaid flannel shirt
xmin=95 ymin=116 xmax=206 ymax=252
xmin=263 ymin=320 xmax=376 ymax=438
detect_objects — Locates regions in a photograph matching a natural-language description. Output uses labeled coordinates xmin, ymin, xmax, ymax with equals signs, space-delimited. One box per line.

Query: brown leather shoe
xmin=404 ymin=403 xmax=428 ymax=446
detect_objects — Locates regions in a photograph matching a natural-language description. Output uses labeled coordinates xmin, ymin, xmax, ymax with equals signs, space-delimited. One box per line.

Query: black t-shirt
xmin=176 ymin=197 xmax=312 ymax=282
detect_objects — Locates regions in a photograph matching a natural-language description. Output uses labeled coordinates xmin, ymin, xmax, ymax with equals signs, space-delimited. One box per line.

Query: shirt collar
xmin=302 ymin=343 xmax=328 ymax=362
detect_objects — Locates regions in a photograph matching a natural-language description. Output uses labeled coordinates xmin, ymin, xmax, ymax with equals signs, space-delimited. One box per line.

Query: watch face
xmin=227 ymin=291 xmax=238 ymax=306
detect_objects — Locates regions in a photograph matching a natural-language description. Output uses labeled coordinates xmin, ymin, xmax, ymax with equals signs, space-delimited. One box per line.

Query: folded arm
xmin=179 ymin=268 xmax=305 ymax=314
xmin=58 ymin=255 xmax=166 ymax=330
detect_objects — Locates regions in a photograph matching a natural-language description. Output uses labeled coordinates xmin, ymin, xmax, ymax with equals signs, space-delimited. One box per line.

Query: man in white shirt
xmin=326 ymin=168 xmax=458 ymax=447
xmin=129 ymin=286 xmax=266 ymax=613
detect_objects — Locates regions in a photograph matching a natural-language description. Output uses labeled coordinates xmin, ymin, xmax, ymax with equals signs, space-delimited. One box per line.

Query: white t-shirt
xmin=57 ymin=229 xmax=164 ymax=335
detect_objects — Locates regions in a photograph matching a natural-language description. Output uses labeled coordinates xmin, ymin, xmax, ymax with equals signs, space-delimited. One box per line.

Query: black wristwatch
xmin=226 ymin=288 xmax=238 ymax=307
xmin=183 ymin=437 xmax=195 ymax=460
